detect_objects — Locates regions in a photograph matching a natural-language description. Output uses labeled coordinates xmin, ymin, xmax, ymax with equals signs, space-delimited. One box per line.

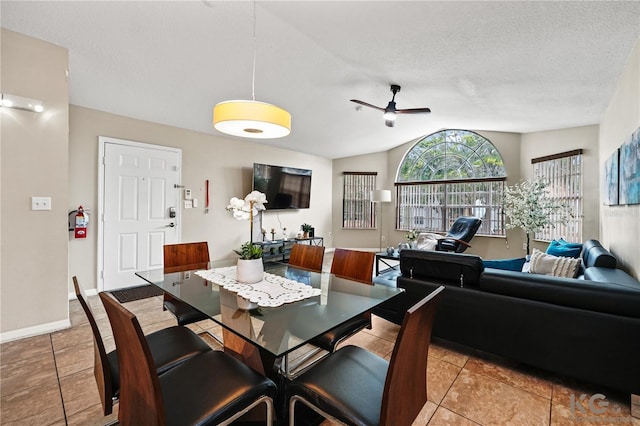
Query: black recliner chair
xmin=436 ymin=216 xmax=482 ymax=253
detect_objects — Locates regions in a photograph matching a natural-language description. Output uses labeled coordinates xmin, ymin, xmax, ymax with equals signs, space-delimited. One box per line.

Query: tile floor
xmin=1 ymin=259 xmax=638 ymax=425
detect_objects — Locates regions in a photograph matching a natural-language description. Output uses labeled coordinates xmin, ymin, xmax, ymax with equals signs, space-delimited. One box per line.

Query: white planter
xmin=236 ymin=258 xmax=264 ymax=284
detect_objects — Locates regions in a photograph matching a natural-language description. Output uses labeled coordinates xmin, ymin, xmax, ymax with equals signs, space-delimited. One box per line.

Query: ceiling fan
xmin=351 ymin=84 xmax=431 ymax=127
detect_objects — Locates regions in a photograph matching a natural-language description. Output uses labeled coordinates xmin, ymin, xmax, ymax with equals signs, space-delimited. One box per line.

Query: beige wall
xmin=70 ymin=106 xmax=333 ymax=292
xmin=1 ymin=29 xmax=70 ymax=338
xmin=332 ymin=130 xmax=524 ymax=259
xmin=599 ymin=37 xmax=640 ymax=278
xmin=521 ymin=125 xmax=601 ymax=252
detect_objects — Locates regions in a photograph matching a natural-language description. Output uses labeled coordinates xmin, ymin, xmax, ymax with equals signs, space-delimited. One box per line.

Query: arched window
xmin=396 ymin=129 xmax=506 ymax=235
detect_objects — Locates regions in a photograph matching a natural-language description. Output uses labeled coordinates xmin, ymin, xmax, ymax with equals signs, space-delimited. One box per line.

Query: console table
xmin=255 ymin=237 xmax=324 ymax=264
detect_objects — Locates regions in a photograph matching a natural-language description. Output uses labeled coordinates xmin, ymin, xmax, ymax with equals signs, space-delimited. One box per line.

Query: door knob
xmin=167 ymin=222 xmax=175 ymax=228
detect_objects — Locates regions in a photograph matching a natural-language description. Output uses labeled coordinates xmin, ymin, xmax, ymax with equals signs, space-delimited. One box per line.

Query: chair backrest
xmin=330 ymin=248 xmax=375 ymax=284
xmin=380 ymin=286 xmax=444 ymax=426
xmin=288 ymin=244 xmax=325 ymax=272
xmin=446 ymin=217 xmax=482 ymax=243
xmin=72 ymin=276 xmax=114 ymax=416
xmin=99 ymin=291 xmax=166 ymax=426
xmin=163 ymin=241 xmax=210 ymax=272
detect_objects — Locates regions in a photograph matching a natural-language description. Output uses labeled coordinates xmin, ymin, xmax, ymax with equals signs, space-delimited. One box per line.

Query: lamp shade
xmin=370 ymin=189 xmax=391 ymax=203
xmin=213 ymin=100 xmax=291 ymax=139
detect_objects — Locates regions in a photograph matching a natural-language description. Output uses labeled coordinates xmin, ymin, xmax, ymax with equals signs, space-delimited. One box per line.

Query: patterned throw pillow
xmin=529 ymin=248 xmax=581 ymax=278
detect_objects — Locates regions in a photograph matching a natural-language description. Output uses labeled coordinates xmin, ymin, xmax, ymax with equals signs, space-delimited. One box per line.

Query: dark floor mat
xmin=110 ymin=285 xmax=164 ymax=303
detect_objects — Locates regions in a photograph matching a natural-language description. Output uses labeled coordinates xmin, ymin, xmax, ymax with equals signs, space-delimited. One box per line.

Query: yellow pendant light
xmin=213 ymin=100 xmax=290 ymax=139
xmin=213 ymin=1 xmax=291 ymax=139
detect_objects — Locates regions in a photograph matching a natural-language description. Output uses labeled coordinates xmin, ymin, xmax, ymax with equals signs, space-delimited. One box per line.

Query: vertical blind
xmin=532 ymin=149 xmax=583 ymax=242
xmin=343 ymin=172 xmax=377 ymax=229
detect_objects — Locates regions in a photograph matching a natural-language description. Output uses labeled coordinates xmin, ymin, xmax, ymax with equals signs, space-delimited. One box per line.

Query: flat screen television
xmin=253 ymin=163 xmax=312 ymax=210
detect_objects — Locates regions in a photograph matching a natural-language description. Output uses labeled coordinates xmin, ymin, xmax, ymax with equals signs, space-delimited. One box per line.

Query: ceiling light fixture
xmin=213 ymin=1 xmax=291 ymax=139
xmin=1 ymin=93 xmax=44 ymax=113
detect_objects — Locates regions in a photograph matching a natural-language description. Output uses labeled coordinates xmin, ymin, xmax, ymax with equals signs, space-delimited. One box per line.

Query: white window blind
xmin=343 ymin=172 xmax=377 ymax=229
xmin=532 ymin=149 xmax=583 ymax=242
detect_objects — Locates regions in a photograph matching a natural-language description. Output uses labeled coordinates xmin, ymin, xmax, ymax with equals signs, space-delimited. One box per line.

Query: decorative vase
xmin=236 ymin=258 xmax=264 ymax=284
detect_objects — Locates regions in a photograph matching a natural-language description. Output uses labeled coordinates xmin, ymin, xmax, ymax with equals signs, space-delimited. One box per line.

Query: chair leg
xmin=218 ymin=395 xmax=274 ymax=426
xmin=289 ymin=395 xmax=348 ymax=426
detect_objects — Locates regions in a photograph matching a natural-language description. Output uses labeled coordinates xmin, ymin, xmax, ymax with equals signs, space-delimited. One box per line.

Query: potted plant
xmin=503 ymin=180 xmax=572 ymax=256
xmin=235 ymin=241 xmax=264 ymax=284
xmin=301 ymin=223 xmax=313 ymax=238
xmin=226 ymin=191 xmax=268 ymax=283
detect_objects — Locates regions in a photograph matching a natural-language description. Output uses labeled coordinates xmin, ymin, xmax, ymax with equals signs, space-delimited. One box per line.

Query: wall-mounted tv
xmin=253 ymin=163 xmax=312 ymax=210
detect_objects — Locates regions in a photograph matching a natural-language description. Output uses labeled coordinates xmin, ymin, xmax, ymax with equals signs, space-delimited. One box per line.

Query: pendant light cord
xmin=251 ymin=0 xmax=257 ymax=101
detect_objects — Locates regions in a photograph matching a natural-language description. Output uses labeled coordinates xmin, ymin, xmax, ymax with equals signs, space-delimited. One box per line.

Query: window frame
xmin=395 ymin=130 xmax=507 ymax=236
xmin=531 ymin=149 xmax=583 ymax=243
xmin=342 ymin=171 xmax=377 ymax=229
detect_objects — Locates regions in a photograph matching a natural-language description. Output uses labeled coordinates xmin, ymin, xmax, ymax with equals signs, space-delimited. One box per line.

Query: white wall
xmin=1 ymin=29 xmax=70 ymax=339
xmin=69 ymin=106 xmax=333 ymax=292
xmin=599 ymin=37 xmax=640 ymax=278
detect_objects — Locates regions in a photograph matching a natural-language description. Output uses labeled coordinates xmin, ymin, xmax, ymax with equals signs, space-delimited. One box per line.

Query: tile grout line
xmin=432 ymin=353 xmax=467 ymax=422
xmin=49 ymin=333 xmax=69 ymax=426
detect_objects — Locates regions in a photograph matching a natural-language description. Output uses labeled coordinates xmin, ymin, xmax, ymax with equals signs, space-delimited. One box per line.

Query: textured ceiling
xmin=2 ymin=1 xmax=639 ymax=159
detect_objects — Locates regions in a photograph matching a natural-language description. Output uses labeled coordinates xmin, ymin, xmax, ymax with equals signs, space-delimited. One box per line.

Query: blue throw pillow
xmin=546 ymin=238 xmax=582 ymax=258
xmin=483 ymin=257 xmax=527 ymax=271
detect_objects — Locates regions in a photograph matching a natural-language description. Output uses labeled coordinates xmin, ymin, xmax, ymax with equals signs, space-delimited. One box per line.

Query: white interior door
xmin=101 ymin=139 xmax=181 ymax=291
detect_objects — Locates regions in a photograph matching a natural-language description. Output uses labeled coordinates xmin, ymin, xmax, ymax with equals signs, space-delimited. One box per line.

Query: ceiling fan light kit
xmin=352 ymin=84 xmax=431 ymax=127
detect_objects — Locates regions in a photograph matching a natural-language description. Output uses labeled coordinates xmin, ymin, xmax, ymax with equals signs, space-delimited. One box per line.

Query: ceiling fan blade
xmin=396 ymin=107 xmax=432 ymax=114
xmin=350 ymin=99 xmax=386 ymax=112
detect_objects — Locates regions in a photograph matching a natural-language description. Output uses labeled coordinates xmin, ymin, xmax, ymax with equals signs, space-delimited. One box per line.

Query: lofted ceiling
xmin=2 ymin=1 xmax=639 ymax=159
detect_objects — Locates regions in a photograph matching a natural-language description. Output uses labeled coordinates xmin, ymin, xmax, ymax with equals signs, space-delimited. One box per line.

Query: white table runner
xmin=195 ymin=266 xmax=321 ymax=307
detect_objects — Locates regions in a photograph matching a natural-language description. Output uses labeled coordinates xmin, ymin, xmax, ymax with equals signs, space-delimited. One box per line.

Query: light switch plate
xmin=184 ymin=189 xmax=192 ymax=200
xmin=184 ymin=200 xmax=193 ymax=209
xmin=192 ymin=198 xmax=198 ymax=208
xmin=32 ymin=196 xmax=52 ymax=210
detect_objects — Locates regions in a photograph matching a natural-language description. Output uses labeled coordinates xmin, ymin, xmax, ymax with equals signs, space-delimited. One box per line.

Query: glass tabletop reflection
xmin=135 ymin=260 xmax=402 ymax=358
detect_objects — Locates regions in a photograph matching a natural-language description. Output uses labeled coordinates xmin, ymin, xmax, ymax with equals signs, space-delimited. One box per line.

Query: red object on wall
xmin=75 ymin=206 xmax=87 ymax=238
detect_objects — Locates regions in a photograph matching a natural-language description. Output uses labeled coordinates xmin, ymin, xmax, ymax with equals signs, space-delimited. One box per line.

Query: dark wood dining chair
xmin=288 ymin=286 xmax=444 ymax=426
xmin=288 ymin=243 xmax=325 ymax=272
xmin=310 ymin=248 xmax=375 ymax=352
xmin=73 ymin=276 xmax=211 ymax=416
xmin=99 ymin=291 xmax=277 ymax=426
xmin=162 ymin=241 xmax=210 ymax=325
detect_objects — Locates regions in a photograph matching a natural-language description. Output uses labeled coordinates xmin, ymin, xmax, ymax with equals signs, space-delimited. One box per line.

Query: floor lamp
xmin=371 ymin=189 xmax=392 ymax=251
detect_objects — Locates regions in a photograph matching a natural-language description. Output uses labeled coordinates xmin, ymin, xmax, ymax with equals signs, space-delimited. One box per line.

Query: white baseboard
xmin=0 ymin=318 xmax=71 ymax=344
xmin=68 ymin=288 xmax=98 ymax=301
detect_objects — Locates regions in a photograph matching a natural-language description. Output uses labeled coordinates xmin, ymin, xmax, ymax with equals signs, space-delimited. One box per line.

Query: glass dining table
xmin=135 ymin=259 xmax=404 ymax=380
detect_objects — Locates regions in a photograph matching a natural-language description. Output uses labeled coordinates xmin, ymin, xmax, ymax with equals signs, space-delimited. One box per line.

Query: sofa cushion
xmin=400 ymin=249 xmax=484 ymax=288
xmin=529 ymin=249 xmax=581 ymax=278
xmin=479 ymin=269 xmax=640 ymax=318
xmin=584 ymin=267 xmax=640 ymax=290
xmin=483 ymin=257 xmax=527 ymax=272
xmin=546 ymin=238 xmax=582 ymax=258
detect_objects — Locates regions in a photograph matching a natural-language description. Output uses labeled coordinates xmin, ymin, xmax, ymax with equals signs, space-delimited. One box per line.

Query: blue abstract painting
xmin=619 ymin=128 xmax=640 ymax=205
xmin=603 ymin=149 xmax=619 ymax=205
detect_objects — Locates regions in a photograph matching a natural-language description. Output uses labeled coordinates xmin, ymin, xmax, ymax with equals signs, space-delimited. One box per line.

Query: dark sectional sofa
xmin=373 ymin=240 xmax=640 ymax=395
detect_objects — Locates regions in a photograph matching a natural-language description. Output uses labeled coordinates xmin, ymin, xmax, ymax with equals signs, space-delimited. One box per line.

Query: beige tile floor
xmin=1 ymin=259 xmax=638 ymax=425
